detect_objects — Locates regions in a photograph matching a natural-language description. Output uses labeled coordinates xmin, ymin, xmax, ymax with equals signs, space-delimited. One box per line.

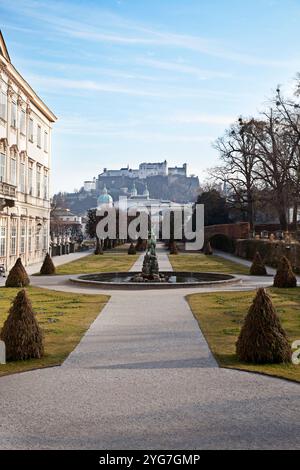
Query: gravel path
xmin=0 ymin=246 xmax=299 ymax=450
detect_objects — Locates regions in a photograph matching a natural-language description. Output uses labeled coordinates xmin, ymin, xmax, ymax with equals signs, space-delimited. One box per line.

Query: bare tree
xmin=240 ymin=102 xmax=299 ymax=231
xmin=212 ymin=121 xmax=259 ymax=230
xmin=274 ymin=87 xmax=300 ymax=228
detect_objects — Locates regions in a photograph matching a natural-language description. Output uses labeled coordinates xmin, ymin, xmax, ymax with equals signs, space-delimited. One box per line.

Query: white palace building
xmin=0 ymin=32 xmax=56 ymax=270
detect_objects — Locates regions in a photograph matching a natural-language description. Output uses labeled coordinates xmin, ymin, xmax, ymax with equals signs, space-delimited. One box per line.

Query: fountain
xmin=71 ymin=232 xmax=240 ymax=289
xmin=131 ymin=232 xmax=167 ymax=283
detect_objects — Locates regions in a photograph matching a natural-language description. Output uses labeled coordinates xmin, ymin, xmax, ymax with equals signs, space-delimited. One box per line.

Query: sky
xmin=1 ymin=0 xmax=300 ymax=194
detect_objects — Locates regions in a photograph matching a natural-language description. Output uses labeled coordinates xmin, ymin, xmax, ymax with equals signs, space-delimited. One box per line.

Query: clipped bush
xmin=204 ymin=241 xmax=213 ymax=255
xmin=0 ymin=290 xmax=44 ymax=361
xmin=40 ymin=253 xmax=56 ymax=275
xmin=128 ymin=243 xmax=136 ymax=255
xmin=273 ymin=256 xmax=297 ymax=288
xmin=5 ymin=258 xmax=30 ymax=287
xmin=236 ymin=288 xmax=291 ymax=364
xmin=250 ymin=251 xmax=267 ymax=276
xmin=94 ymin=242 xmax=104 ymax=255
xmin=15 ymin=258 xmax=30 ymax=285
xmin=135 ymin=238 xmax=147 ymax=252
xmin=169 ymin=241 xmax=178 ymax=255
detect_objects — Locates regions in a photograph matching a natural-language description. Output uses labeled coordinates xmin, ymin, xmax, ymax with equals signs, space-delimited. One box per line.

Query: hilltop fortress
xmin=54 ymin=161 xmax=200 ymax=215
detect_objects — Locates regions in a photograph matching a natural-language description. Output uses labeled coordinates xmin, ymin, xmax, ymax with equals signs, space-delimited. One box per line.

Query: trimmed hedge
xmin=235 ymin=239 xmax=300 ymax=273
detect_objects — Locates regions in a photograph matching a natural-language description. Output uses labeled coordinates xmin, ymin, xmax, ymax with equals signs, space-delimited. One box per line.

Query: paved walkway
xmin=215 ymin=249 xmax=277 ymax=274
xmin=0 ymin=246 xmax=299 ymax=449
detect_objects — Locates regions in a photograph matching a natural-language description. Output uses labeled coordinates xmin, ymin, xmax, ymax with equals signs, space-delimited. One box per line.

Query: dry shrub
xmin=169 ymin=241 xmax=178 ymax=254
xmin=128 ymin=243 xmax=136 ymax=255
xmin=40 ymin=253 xmax=56 ymax=275
xmin=135 ymin=238 xmax=147 ymax=252
xmin=0 ymin=289 xmax=44 ymax=361
xmin=273 ymin=256 xmax=297 ymax=288
xmin=204 ymin=241 xmax=213 ymax=255
xmin=250 ymin=251 xmax=267 ymax=276
xmin=5 ymin=258 xmax=30 ymax=287
xmin=236 ymin=288 xmax=291 ymax=364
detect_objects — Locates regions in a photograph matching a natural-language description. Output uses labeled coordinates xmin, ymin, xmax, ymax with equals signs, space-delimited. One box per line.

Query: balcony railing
xmin=0 ymin=181 xmax=17 ymax=199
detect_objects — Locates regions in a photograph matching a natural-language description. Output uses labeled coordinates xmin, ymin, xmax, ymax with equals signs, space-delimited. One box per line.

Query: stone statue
xmin=131 ymin=227 xmax=166 ymax=282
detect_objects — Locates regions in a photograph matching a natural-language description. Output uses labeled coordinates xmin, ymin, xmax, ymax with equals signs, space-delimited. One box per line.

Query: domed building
xmin=143 ymin=184 xmax=150 ymax=199
xmin=97 ymin=185 xmax=113 ymax=209
xmin=130 ymin=183 xmax=137 ymax=197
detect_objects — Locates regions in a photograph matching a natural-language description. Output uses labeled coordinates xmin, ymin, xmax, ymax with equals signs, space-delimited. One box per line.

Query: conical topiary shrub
xmin=250 ymin=251 xmax=267 ymax=276
xmin=5 ymin=258 xmax=30 ymax=287
xmin=204 ymin=241 xmax=213 ymax=255
xmin=273 ymin=256 xmax=297 ymax=288
xmin=169 ymin=240 xmax=178 ymax=254
xmin=236 ymin=288 xmax=291 ymax=364
xmin=40 ymin=253 xmax=56 ymax=275
xmin=15 ymin=257 xmax=30 ymax=285
xmin=128 ymin=242 xmax=136 ymax=255
xmin=0 ymin=290 xmax=44 ymax=361
xmin=135 ymin=237 xmax=146 ymax=252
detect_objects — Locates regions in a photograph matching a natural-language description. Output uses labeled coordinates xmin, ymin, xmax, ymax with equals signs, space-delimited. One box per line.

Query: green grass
xmin=169 ymin=253 xmax=249 ymax=275
xmin=0 ymin=287 xmax=109 ymax=376
xmin=187 ymin=288 xmax=300 ymax=382
xmin=54 ymin=253 xmax=139 ymax=275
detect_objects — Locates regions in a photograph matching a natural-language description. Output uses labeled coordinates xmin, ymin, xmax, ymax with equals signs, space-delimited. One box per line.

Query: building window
xmin=10 ymin=222 xmax=17 ymax=256
xmin=0 ymin=221 xmax=6 ymax=257
xmin=0 ymin=152 xmax=5 ymax=182
xmin=28 ymin=162 xmax=33 ymax=195
xmin=36 ymin=165 xmax=41 ymax=198
xmin=43 ymin=225 xmax=48 ymax=250
xmin=20 ymin=221 xmax=26 ymax=254
xmin=20 ymin=109 xmax=26 ymax=135
xmin=10 ymin=156 xmax=16 ymax=186
xmin=37 ymin=124 xmax=41 ymax=148
xmin=36 ymin=231 xmax=40 ymax=251
xmin=11 ymin=101 xmax=17 ymax=128
xmin=43 ymin=171 xmax=48 ymax=199
xmin=28 ymin=224 xmax=33 ymax=252
xmin=44 ymin=131 xmax=48 ymax=152
xmin=0 ymin=91 xmax=7 ymax=121
xmin=19 ymin=160 xmax=25 ymax=193
xmin=28 ymin=118 xmax=34 ymax=142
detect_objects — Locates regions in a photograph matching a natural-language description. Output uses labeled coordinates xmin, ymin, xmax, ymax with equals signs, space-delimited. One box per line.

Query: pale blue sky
xmin=1 ymin=0 xmax=300 ymax=193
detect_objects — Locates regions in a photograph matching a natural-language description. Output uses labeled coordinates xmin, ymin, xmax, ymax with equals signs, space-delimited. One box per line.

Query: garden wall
xmin=235 ymin=239 xmax=300 ymax=273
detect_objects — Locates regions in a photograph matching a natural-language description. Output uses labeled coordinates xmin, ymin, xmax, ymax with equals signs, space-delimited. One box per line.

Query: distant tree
xmin=197 ymin=190 xmax=229 ymax=226
xmin=85 ymin=209 xmax=101 ymax=253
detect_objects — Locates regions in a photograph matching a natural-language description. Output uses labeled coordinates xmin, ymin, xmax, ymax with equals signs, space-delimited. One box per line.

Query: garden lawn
xmin=187 ymin=288 xmax=300 ymax=382
xmin=169 ymin=253 xmax=249 ymax=275
xmin=0 ymin=286 xmax=109 ymax=377
xmin=54 ymin=253 xmax=138 ymax=275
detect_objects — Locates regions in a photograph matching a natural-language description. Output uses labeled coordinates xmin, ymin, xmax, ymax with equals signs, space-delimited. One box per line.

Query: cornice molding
xmin=10 ymin=144 xmax=19 ymax=155
xmin=0 ymin=137 xmax=8 ymax=151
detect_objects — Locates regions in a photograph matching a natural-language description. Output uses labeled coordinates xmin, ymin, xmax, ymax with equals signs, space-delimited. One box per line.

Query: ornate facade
xmin=0 ymin=32 xmax=56 ymax=270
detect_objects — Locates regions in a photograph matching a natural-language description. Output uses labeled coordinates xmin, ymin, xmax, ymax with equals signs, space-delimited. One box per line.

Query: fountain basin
xmin=70 ymin=271 xmax=240 ymax=289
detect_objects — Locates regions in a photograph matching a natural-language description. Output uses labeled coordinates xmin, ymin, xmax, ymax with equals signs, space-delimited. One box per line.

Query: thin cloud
xmin=1 ymin=0 xmax=299 ymax=68
xmin=27 ymin=74 xmax=244 ymax=100
xmin=171 ymin=113 xmax=236 ymax=126
xmin=137 ymin=58 xmax=233 ymax=79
